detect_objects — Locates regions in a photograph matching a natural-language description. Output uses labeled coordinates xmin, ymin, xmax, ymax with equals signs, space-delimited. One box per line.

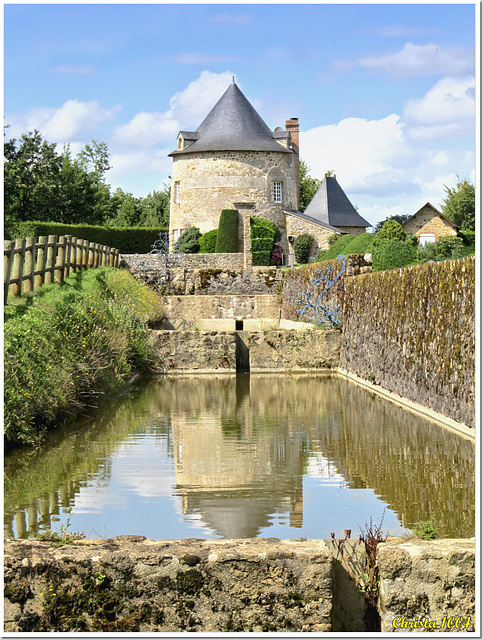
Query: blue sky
xmin=4 ymin=3 xmax=477 ymax=226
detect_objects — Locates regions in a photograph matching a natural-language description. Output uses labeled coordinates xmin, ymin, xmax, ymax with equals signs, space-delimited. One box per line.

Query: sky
xmin=3 ymin=2 xmax=478 ymax=227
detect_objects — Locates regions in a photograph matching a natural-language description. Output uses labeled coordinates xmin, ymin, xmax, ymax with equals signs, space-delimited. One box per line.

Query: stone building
xmin=402 ymin=202 xmax=459 ymax=245
xmin=168 ymin=81 xmax=368 ymax=262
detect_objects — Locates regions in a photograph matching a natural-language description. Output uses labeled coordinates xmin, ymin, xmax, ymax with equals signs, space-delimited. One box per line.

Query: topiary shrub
xmin=215 ymin=209 xmax=239 ymax=253
xmin=374 ymin=220 xmax=406 ymax=244
xmin=251 ymin=237 xmax=274 ymax=252
xmin=293 ymin=234 xmax=315 ymax=264
xmin=372 ymin=238 xmax=416 ymax=271
xmin=316 ymin=234 xmax=355 ymax=262
xmin=199 ymin=229 xmax=218 ymax=253
xmin=174 ymin=227 xmax=201 ymax=253
xmin=251 ymin=251 xmax=271 ymax=266
xmin=250 ymin=217 xmax=281 ymax=266
xmin=341 ymin=233 xmax=374 ymax=255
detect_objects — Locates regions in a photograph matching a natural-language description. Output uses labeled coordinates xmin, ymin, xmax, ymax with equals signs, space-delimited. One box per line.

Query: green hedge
xmin=251 ymin=251 xmax=271 ymax=266
xmin=316 ymin=234 xmax=355 ymax=262
xmin=372 ymin=238 xmax=416 ymax=271
xmin=251 ymin=237 xmax=274 ymax=252
xmin=458 ymin=229 xmax=475 ymax=246
xmin=250 ymin=217 xmax=279 ymax=266
xmin=342 ymin=233 xmax=374 ymax=255
xmin=199 ymin=229 xmax=218 ymax=253
xmin=215 ymin=209 xmax=239 ymax=253
xmin=9 ymin=221 xmax=167 ymax=254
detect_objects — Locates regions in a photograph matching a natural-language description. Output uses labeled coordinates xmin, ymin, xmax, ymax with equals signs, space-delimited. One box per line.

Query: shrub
xmin=251 ymin=251 xmax=271 ymax=266
xmin=416 ymin=242 xmax=439 ymax=262
xmin=199 ymin=229 xmax=218 ymax=253
xmin=9 ymin=221 xmax=167 ymax=254
xmin=251 ymin=217 xmax=281 ymax=242
xmin=374 ymin=220 xmax=406 ymax=244
xmin=412 ymin=520 xmax=438 ymax=540
xmin=174 ymin=227 xmax=201 ymax=253
xmin=250 ymin=217 xmax=280 ymax=266
xmin=251 ymin=237 xmax=274 ymax=252
xmin=215 ymin=209 xmax=239 ymax=253
xmin=294 ymin=234 xmax=314 ymax=264
xmin=316 ymin=234 xmax=355 ymax=262
xmin=271 ymin=243 xmax=284 ymax=266
xmin=341 ymin=233 xmax=374 ymax=255
xmin=435 ymin=236 xmax=464 ymax=259
xmin=372 ymin=238 xmax=416 ymax=271
xmin=458 ymin=229 xmax=475 ymax=246
xmin=327 ymin=233 xmax=340 ymax=246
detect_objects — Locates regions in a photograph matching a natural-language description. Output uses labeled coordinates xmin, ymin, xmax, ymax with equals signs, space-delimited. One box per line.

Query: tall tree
xmin=299 ymin=160 xmax=321 ymax=212
xmin=441 ymin=179 xmax=475 ymax=230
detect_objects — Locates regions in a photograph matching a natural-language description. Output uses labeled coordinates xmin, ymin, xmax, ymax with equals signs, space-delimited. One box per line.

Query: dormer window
xmin=272 ymin=181 xmax=283 ymax=203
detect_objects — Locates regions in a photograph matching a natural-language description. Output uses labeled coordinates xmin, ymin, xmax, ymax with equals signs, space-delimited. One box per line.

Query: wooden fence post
xmin=4 ymin=241 xmax=14 ymax=303
xmin=81 ymin=239 xmax=88 ymax=268
xmin=45 ymin=236 xmax=57 ymax=285
xmin=56 ymin=236 xmax=66 ymax=284
xmin=88 ymin=242 xmax=95 ymax=267
xmin=35 ymin=236 xmax=48 ymax=289
xmin=64 ymin=235 xmax=72 ymax=279
xmin=23 ymin=237 xmax=35 ymax=293
xmin=11 ymin=238 xmax=26 ymax=298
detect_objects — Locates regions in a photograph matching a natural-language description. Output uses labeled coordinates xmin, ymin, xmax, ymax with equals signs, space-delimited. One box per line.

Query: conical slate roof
xmin=169 ymin=82 xmax=291 ymax=155
xmin=304 ymin=176 xmax=370 ymax=228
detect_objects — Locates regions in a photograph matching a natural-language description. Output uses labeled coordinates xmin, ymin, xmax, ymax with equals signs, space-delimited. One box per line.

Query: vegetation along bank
xmin=4 ymin=267 xmax=165 ymax=450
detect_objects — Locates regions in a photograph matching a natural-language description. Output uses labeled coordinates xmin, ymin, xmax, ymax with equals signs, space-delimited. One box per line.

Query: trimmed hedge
xmin=215 ymin=209 xmax=239 ymax=253
xmin=251 ymin=237 xmax=274 ymax=252
xmin=9 ymin=221 xmax=167 ymax=254
xmin=199 ymin=229 xmax=218 ymax=253
xmin=315 ymin=234 xmax=355 ymax=262
xmin=372 ymin=238 xmax=416 ymax=271
xmin=250 ymin=217 xmax=279 ymax=266
xmin=342 ymin=233 xmax=374 ymax=255
xmin=251 ymin=251 xmax=271 ymax=266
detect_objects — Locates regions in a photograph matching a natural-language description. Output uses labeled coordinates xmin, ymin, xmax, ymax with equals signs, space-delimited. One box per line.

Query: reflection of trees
xmin=4 ymin=386 xmax=173 ymax=538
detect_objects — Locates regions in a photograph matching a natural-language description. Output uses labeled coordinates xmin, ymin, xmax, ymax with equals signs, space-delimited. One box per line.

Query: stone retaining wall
xmin=4 ymin=537 xmax=475 ymax=633
xmin=163 ymin=294 xmax=281 ymax=325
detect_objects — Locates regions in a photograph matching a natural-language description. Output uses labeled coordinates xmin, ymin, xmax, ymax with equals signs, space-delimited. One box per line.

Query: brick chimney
xmin=286 ymin=118 xmax=300 ymax=209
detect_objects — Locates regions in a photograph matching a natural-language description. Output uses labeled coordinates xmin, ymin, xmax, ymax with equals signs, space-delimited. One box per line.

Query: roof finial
xmin=232 ymin=75 xmax=235 ymax=84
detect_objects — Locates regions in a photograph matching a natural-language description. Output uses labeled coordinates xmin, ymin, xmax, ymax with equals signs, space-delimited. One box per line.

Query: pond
xmin=4 ymin=373 xmax=474 ymax=541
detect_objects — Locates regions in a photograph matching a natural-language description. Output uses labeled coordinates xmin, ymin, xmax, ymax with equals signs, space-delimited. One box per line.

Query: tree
xmin=138 ymin=187 xmax=170 ymax=227
xmin=299 ymin=160 xmax=321 ymax=212
xmin=373 ymin=214 xmax=411 ymax=233
xmin=375 ymin=219 xmax=407 ymax=243
xmin=441 ymin=179 xmax=475 ymax=230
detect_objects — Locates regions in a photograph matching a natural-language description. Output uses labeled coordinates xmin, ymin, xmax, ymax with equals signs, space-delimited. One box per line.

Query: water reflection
xmin=4 ymin=374 xmax=474 ymax=540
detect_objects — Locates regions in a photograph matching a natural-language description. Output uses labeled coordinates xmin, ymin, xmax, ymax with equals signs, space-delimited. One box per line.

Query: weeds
xmin=411 ymin=519 xmax=438 ymax=540
xmin=35 ymin=509 xmax=85 ymax=546
xmin=4 ymin=267 xmax=166 ymax=449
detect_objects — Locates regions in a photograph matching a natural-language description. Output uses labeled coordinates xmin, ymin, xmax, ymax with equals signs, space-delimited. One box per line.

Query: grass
xmin=4 ymin=267 xmax=166 ymax=450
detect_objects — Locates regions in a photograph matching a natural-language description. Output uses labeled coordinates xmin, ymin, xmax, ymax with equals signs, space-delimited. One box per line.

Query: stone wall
xmin=340 ymin=257 xmax=475 ymax=427
xmin=378 ymin=538 xmax=475 ymax=632
xmin=285 ymin=212 xmax=339 ymax=261
xmin=151 ymin=331 xmax=237 ymax=373
xmin=163 ymin=295 xmax=281 ymax=326
xmin=4 ymin=537 xmax=475 ymax=633
xmin=4 ymin=537 xmax=332 ymax=633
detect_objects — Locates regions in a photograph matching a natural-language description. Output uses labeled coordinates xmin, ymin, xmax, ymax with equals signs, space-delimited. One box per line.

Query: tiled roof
xmin=304 ymin=176 xmax=371 ymax=228
xmin=169 ymin=83 xmax=291 ymax=156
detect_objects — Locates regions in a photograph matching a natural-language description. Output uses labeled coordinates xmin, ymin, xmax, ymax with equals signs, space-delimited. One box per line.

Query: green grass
xmin=4 ymin=267 xmax=166 ymax=449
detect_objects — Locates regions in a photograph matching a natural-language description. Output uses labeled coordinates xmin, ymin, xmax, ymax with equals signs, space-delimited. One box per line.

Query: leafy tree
xmin=77 ymin=139 xmax=111 ymax=180
xmin=373 ymin=214 xmax=411 ymax=233
xmin=375 ymin=220 xmax=406 ymax=244
xmin=299 ymin=160 xmax=321 ymax=212
xmin=441 ymin=179 xmax=475 ymax=230
xmin=139 ymin=188 xmax=170 ymax=227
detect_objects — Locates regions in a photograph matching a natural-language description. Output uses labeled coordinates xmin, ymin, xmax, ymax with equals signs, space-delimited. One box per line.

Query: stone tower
xmin=168 ymin=81 xmax=299 ymax=253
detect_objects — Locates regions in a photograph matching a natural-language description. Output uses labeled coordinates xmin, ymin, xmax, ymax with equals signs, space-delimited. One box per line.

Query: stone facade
xmin=403 ymin=203 xmax=458 ymax=243
xmin=378 ymin=538 xmax=475 ymax=632
xmin=285 ymin=211 xmax=338 ymax=262
xmin=169 ymin=150 xmax=298 ymax=256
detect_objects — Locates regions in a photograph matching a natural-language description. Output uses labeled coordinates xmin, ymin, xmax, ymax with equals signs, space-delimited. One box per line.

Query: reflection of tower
xmin=171 ymin=375 xmax=307 ymax=538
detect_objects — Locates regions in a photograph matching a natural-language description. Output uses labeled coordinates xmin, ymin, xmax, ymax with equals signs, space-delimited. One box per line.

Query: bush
xmin=251 ymin=251 xmax=271 ymax=266
xmin=416 ymin=242 xmax=439 ymax=262
xmin=199 ymin=229 xmax=218 ymax=253
xmin=372 ymin=238 xmax=416 ymax=271
xmin=250 ymin=217 xmax=280 ymax=265
xmin=174 ymin=227 xmax=201 ymax=253
xmin=341 ymin=233 xmax=374 ymax=255
xmin=316 ymin=234 xmax=355 ymax=262
xmin=435 ymin=236 xmax=465 ymax=259
xmin=458 ymin=229 xmax=475 ymax=246
xmin=327 ymin=233 xmax=340 ymax=246
xmin=9 ymin=221 xmax=167 ymax=254
xmin=4 ymin=267 xmax=165 ymax=449
xmin=375 ymin=220 xmax=406 ymax=244
xmin=251 ymin=237 xmax=274 ymax=252
xmin=293 ymin=234 xmax=314 ymax=264
xmin=251 ymin=217 xmax=281 ymax=242
xmin=271 ymin=243 xmax=284 ymax=266
xmin=215 ymin=209 xmax=239 ymax=253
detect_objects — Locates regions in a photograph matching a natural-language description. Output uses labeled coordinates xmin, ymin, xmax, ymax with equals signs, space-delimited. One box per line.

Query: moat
xmin=4 ymin=373 xmax=475 ymax=541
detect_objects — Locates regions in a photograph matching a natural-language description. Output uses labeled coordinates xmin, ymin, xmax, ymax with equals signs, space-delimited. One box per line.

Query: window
xmin=174 ymin=181 xmax=180 ymax=203
xmin=419 ymin=233 xmax=436 ymax=246
xmin=272 ymin=181 xmax=282 ymax=203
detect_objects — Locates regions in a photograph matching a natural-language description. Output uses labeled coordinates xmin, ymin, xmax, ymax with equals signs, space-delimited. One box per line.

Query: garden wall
xmin=340 ymin=257 xmax=475 ymax=427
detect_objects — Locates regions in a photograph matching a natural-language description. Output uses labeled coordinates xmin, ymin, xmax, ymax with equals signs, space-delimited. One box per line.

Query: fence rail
xmin=4 ymin=235 xmax=121 ymax=303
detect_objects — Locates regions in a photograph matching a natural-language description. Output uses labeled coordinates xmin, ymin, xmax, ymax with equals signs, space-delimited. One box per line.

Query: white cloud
xmin=7 ymin=99 xmax=120 ymax=142
xmin=112 ymin=111 xmax=179 ymax=146
xmin=49 ymin=65 xmax=95 ymax=75
xmin=402 ymin=76 xmax=475 ymax=142
xmin=359 ymin=42 xmax=474 ymax=77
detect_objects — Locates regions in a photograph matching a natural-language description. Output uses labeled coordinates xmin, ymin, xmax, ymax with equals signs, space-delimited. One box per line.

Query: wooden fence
xmin=4 ymin=235 xmax=121 ymax=303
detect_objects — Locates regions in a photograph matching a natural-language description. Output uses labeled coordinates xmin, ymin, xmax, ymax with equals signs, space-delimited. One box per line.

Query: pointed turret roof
xmin=304 ymin=175 xmax=370 ymax=228
xmin=169 ymin=82 xmax=291 ymax=155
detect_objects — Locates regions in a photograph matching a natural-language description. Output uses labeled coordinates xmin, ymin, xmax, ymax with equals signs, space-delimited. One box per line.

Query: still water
xmin=5 ymin=374 xmax=475 ymax=541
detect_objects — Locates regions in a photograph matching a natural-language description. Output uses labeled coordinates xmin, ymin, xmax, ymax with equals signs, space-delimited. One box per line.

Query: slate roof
xmin=304 ymin=176 xmax=371 ymax=228
xmin=283 ymin=209 xmax=343 ymax=234
xmin=169 ymin=82 xmax=291 ymax=156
